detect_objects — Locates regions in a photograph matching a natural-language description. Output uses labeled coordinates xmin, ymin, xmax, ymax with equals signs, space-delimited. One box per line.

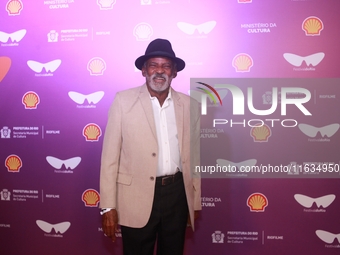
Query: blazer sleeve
xmin=99 ymin=93 xmax=122 ymax=209
xmin=191 ymin=99 xmax=202 ymax=211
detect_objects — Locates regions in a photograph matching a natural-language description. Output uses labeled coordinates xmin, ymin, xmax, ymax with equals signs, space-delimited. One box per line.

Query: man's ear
xmin=172 ymin=70 xmax=177 ymax=78
xmin=141 ymin=67 xmax=146 ymax=77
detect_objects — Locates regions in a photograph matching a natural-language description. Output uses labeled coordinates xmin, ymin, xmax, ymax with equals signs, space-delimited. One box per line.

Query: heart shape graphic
xmin=0 ymin=56 xmax=11 ymax=82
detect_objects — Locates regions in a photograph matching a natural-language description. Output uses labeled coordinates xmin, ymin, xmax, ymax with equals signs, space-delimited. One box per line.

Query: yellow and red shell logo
xmin=22 ymin=91 xmax=40 ymax=109
xmin=232 ymin=53 xmax=253 ymax=72
xmin=302 ymin=16 xmax=323 ymax=36
xmin=0 ymin=56 xmax=11 ymax=82
xmin=87 ymin=57 xmax=106 ymax=76
xmin=250 ymin=124 xmax=271 ymax=142
xmin=83 ymin=123 xmax=102 ymax=141
xmin=82 ymin=189 xmax=100 ymax=207
xmin=5 ymin=154 xmax=22 ymax=172
xmin=247 ymin=193 xmax=268 ymax=212
xmin=6 ymin=0 xmax=23 ymax=16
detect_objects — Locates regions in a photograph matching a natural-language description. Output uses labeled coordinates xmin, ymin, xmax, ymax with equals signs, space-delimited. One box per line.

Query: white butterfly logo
xmin=27 ymin=60 xmax=61 ymax=73
xmin=0 ymin=29 xmax=26 ymax=43
xmin=177 ymin=21 xmax=216 ymax=35
xmin=316 ymin=230 xmax=340 ymax=244
xmin=46 ymin=156 xmax=81 ymax=170
xmin=68 ymin=91 xmax=104 ymax=104
xmin=294 ymin=194 xmax=336 ymax=208
xmin=36 ymin=220 xmax=71 ymax=234
xmin=216 ymin=159 xmax=257 ymax=170
xmin=283 ymin=53 xmax=325 ymax=67
xmin=298 ymin=123 xmax=340 ymax=138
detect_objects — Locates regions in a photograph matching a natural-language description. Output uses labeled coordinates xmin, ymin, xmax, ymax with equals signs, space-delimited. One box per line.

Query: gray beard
xmin=146 ymin=73 xmax=173 ymax=92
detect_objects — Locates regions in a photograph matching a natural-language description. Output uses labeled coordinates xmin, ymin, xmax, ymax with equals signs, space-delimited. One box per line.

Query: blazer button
xmin=150 ymin=176 xmax=154 ymax=181
xmin=152 ymin=153 xmax=156 ymax=157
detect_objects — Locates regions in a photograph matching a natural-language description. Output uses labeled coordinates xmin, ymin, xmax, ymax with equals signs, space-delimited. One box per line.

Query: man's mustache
xmin=152 ymin=73 xmax=168 ymax=80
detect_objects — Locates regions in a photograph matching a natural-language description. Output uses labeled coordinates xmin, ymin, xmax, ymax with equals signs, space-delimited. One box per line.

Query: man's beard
xmin=146 ymin=73 xmax=173 ymax=92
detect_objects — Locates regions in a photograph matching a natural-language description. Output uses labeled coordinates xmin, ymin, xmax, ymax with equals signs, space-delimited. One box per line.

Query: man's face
xmin=142 ymin=57 xmax=177 ymax=93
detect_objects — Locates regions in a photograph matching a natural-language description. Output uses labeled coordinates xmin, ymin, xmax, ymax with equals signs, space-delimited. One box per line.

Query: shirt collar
xmin=149 ymin=87 xmax=172 ymax=102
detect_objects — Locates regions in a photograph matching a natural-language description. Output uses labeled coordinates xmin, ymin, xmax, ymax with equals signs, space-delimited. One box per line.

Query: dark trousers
xmin=121 ymin=173 xmax=188 ymax=255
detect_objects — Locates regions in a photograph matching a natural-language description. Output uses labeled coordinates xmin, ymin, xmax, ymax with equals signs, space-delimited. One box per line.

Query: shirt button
xmin=152 ymin=153 xmax=156 ymax=157
xmin=150 ymin=177 xmax=155 ymax=181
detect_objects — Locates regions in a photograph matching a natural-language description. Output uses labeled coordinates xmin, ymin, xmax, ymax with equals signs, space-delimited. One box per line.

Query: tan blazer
xmin=100 ymin=84 xmax=201 ymax=229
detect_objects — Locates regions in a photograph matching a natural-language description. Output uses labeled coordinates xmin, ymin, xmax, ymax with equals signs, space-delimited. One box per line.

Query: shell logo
xmin=247 ymin=193 xmax=268 ymax=212
xmin=82 ymin=189 xmax=100 ymax=207
xmin=232 ymin=53 xmax=253 ymax=72
xmin=87 ymin=57 xmax=106 ymax=76
xmin=97 ymin=0 xmax=116 ymax=10
xmin=6 ymin=0 xmax=23 ymax=16
xmin=0 ymin=56 xmax=11 ymax=82
xmin=5 ymin=154 xmax=22 ymax=172
xmin=22 ymin=91 xmax=40 ymax=109
xmin=83 ymin=123 xmax=102 ymax=142
xmin=250 ymin=124 xmax=271 ymax=142
xmin=133 ymin=22 xmax=153 ymax=41
xmin=302 ymin=16 xmax=323 ymax=36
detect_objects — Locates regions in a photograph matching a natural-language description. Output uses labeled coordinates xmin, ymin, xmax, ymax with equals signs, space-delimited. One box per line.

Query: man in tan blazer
xmin=100 ymin=38 xmax=201 ymax=255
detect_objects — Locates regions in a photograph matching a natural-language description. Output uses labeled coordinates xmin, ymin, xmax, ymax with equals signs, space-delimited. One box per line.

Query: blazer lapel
xmin=139 ymin=84 xmax=157 ymax=140
xmin=172 ymin=88 xmax=184 ymax=155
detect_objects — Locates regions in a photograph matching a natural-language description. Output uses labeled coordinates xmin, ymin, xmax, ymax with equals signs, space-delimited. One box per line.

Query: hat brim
xmin=135 ymin=51 xmax=185 ymax=72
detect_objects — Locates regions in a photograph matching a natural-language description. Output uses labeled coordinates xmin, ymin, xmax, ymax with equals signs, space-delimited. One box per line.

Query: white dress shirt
xmin=150 ymin=89 xmax=181 ymax=176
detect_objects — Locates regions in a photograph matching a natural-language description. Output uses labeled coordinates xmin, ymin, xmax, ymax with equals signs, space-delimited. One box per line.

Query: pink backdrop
xmin=1 ymin=0 xmax=340 ymax=254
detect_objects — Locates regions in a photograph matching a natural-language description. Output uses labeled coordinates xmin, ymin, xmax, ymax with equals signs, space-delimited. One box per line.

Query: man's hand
xmin=102 ymin=209 xmax=119 ymax=242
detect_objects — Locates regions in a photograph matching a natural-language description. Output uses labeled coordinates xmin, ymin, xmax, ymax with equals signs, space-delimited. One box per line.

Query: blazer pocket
xmin=117 ymin=172 xmax=133 ymax=185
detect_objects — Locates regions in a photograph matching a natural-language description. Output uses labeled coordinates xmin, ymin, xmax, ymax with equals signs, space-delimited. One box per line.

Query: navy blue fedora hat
xmin=135 ymin=38 xmax=185 ymax=71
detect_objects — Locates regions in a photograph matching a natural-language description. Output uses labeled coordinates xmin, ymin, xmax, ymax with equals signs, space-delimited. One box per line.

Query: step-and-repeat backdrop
xmin=1 ymin=0 xmax=340 ymax=254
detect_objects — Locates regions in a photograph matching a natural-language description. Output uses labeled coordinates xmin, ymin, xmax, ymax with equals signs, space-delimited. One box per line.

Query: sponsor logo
xmin=97 ymin=0 xmax=116 ymax=10
xmin=82 ymin=189 xmax=100 ymax=207
xmin=5 ymin=155 xmax=22 ymax=172
xmin=241 ymin=22 xmax=277 ymax=33
xmin=87 ymin=57 xmax=106 ymax=76
xmin=250 ymin=124 xmax=271 ymax=142
xmin=27 ymin=59 xmax=61 ymax=76
xmin=47 ymin=30 xmax=58 ymax=42
xmin=0 ymin=189 xmax=11 ymax=201
xmin=46 ymin=156 xmax=81 ymax=173
xmin=0 ymin=29 xmax=26 ymax=45
xmin=212 ymin=231 xmax=225 ymax=243
xmin=83 ymin=123 xmax=101 ymax=141
xmin=133 ymin=22 xmax=153 ymax=41
xmin=68 ymin=91 xmax=104 ymax=107
xmin=177 ymin=21 xmax=216 ymax=35
xmin=316 ymin=230 xmax=340 ymax=247
xmin=232 ymin=53 xmax=253 ymax=72
xmin=247 ymin=193 xmax=268 ymax=212
xmin=238 ymin=0 xmax=252 ymax=3
xmin=201 ymin=197 xmax=222 ymax=207
xmin=283 ymin=52 xmax=325 ymax=71
xmin=0 ymin=56 xmax=11 ymax=82
xmin=141 ymin=0 xmax=152 ymax=5
xmin=22 ymin=91 xmax=40 ymax=109
xmin=6 ymin=0 xmax=23 ymax=16
xmin=36 ymin=220 xmax=71 ymax=237
xmin=294 ymin=194 xmax=335 ymax=209
xmin=298 ymin=123 xmax=340 ymax=141
xmin=44 ymin=0 xmax=74 ymax=9
xmin=1 ymin=126 xmax=11 ymax=138
xmin=302 ymin=16 xmax=323 ymax=36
